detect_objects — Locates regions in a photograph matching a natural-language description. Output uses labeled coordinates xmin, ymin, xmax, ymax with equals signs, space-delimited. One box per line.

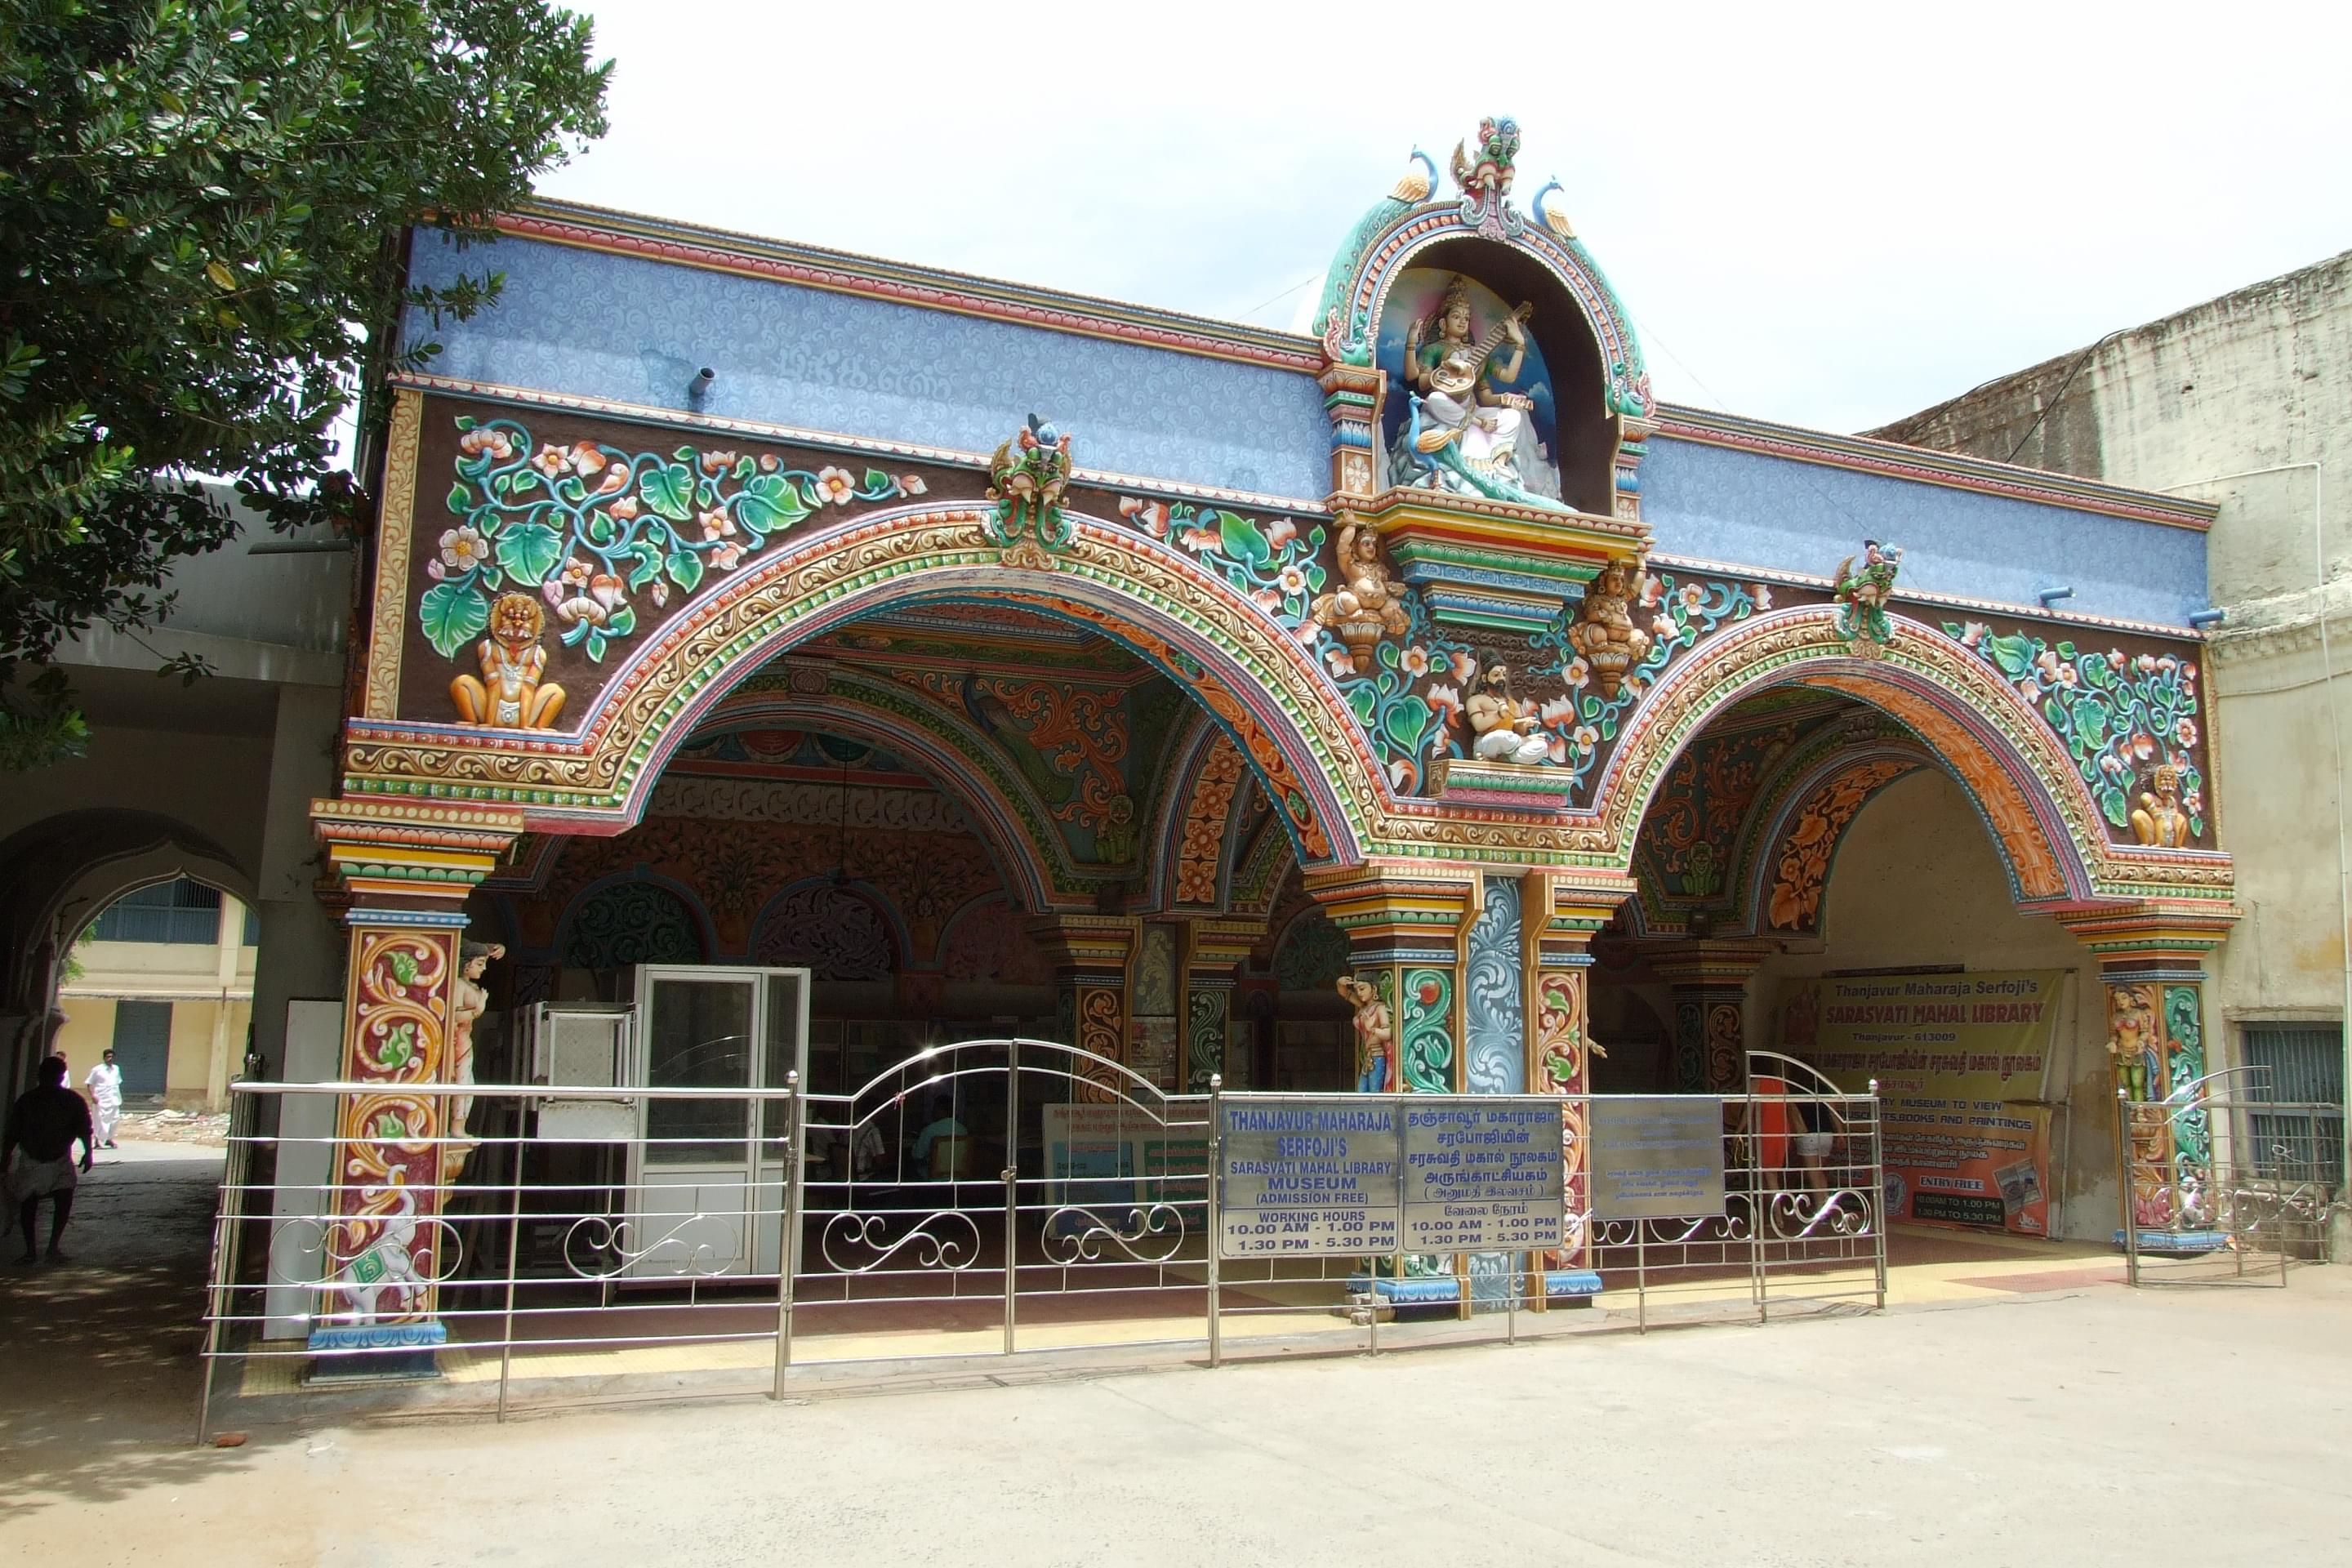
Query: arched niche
xmin=1374 ymin=238 xmax=1615 ymax=513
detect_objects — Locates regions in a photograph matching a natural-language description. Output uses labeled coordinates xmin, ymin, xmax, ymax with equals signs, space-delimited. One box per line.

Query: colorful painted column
xmin=1650 ymin=940 xmax=1775 ymax=1093
xmin=1030 ymin=915 xmax=1138 ymax=1094
xmin=1307 ymin=866 xmax=1472 ymax=1287
xmin=2057 ymin=905 xmax=2236 ymax=1232
xmin=1527 ymin=879 xmax=1629 ymax=1290
xmin=1182 ymin=919 xmax=1260 ymax=1092
xmin=1306 ymin=866 xmax=1473 ymax=1098
xmin=307 ymin=799 xmax=523 ymax=1365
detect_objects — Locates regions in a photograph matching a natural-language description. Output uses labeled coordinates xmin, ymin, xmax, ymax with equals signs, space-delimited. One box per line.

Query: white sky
xmin=535 ymin=0 xmax=2352 ymax=435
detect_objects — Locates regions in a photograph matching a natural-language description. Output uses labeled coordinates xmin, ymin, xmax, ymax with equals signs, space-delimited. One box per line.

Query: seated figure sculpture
xmin=1393 ymin=275 xmax=1547 ymax=506
xmin=1465 ymin=662 xmax=1551 ymax=765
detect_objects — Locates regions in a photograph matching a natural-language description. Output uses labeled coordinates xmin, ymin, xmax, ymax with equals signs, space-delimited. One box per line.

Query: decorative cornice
xmin=497 ymin=202 xmax=1325 ymax=374
xmin=1655 ymin=406 xmax=2218 ymax=532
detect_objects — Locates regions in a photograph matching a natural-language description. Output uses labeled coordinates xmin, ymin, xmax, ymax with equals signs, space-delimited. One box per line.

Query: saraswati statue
xmin=1392 ymin=274 xmax=1557 ymax=508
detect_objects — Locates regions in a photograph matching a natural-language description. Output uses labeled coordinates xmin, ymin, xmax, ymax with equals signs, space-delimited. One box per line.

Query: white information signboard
xmin=1216 ymin=1096 xmax=1566 ymax=1259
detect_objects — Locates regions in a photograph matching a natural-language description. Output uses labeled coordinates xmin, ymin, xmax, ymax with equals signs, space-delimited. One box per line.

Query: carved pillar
xmin=2056 ymin=905 xmax=2236 ymax=1232
xmin=1030 ymin=915 xmax=1137 ymax=1094
xmin=1320 ymin=363 xmax=1385 ymax=501
xmin=1307 ymin=866 xmax=1475 ymax=1097
xmin=307 ymin=799 xmax=523 ymax=1363
xmin=1528 ymin=879 xmax=1632 ymax=1285
xmin=1183 ymin=919 xmax=1259 ymax=1092
xmin=1650 ymin=940 xmax=1775 ymax=1093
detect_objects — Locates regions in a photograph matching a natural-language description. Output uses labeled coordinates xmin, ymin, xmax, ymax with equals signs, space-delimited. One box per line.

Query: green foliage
xmin=0 ymin=0 xmax=610 ymax=764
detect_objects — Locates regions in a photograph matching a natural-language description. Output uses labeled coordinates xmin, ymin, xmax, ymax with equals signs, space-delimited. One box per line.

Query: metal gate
xmin=784 ymin=1038 xmax=1212 ymax=1370
xmin=2118 ymin=1070 xmax=2342 ymax=1285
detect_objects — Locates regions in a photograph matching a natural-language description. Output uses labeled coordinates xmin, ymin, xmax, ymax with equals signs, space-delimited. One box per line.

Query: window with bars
xmin=86 ymin=878 xmax=224 ymax=946
xmin=2241 ymin=1022 xmax=2344 ymax=1187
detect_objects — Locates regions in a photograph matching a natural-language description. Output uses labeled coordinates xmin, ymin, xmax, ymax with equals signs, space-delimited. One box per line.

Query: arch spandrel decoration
xmin=1594 ymin=607 xmax=2233 ymax=909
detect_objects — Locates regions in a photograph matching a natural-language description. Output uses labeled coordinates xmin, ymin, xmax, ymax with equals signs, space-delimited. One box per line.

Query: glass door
xmin=624 ymin=965 xmax=808 ymax=1282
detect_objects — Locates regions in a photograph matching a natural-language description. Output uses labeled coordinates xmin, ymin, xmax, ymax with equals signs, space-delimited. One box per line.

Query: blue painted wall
xmin=407 ymin=230 xmax=2209 ymax=629
xmin=403 ymin=231 xmax=1334 ymax=501
xmin=1642 ymin=436 xmax=2208 ymax=630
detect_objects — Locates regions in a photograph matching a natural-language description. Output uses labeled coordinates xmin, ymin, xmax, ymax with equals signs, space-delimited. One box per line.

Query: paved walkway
xmin=3 ymin=1145 xmax=2346 ymax=1566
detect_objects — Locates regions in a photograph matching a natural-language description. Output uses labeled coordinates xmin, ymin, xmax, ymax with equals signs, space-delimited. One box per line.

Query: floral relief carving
xmin=1766 ymin=758 xmax=1918 ymax=932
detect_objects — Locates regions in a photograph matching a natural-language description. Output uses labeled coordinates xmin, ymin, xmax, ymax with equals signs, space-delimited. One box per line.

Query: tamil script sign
xmin=1779 ymin=969 xmax=2064 ymax=1235
xmin=1216 ymin=1096 xmax=1565 ymax=1259
xmin=1589 ymin=1097 xmax=1726 ymax=1221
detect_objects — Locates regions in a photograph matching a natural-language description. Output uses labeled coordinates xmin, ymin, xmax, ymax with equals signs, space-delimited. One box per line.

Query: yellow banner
xmin=1778 ymin=970 xmax=2066 ymax=1236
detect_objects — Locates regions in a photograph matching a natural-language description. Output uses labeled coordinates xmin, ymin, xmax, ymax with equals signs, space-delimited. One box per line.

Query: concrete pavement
xmin=3 ymin=1142 xmax=2347 ymax=1566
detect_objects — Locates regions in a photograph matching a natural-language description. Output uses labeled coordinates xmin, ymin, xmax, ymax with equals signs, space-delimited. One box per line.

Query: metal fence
xmin=2118 ymin=1071 xmax=2343 ymax=1287
xmin=196 ymin=1039 xmax=1885 ymax=1437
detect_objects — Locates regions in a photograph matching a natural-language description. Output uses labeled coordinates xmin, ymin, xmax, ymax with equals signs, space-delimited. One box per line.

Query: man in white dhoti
xmin=84 ymin=1049 xmax=122 ymax=1149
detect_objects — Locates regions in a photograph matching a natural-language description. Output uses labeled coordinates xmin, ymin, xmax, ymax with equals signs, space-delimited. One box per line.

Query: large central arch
xmin=345 ymin=505 xmax=1397 ymax=868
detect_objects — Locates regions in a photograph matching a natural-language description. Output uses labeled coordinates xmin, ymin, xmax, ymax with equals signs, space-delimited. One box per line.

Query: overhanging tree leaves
xmin=0 ymin=0 xmax=609 ymax=765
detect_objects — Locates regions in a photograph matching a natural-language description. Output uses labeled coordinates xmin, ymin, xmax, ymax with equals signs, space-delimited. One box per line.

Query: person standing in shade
xmin=83 ymin=1049 xmax=123 ymax=1150
xmin=5 ymin=1056 xmax=95 ymax=1264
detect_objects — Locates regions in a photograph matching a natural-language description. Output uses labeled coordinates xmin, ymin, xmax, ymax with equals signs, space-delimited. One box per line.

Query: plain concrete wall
xmin=1874 ymin=248 xmax=2352 ymax=1065
xmin=1747 ymin=768 xmax=2117 ymax=1241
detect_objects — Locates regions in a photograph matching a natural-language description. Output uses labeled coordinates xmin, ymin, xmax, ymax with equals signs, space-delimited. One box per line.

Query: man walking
xmin=83 ymin=1048 xmax=122 ymax=1149
xmin=5 ymin=1055 xmax=95 ymax=1264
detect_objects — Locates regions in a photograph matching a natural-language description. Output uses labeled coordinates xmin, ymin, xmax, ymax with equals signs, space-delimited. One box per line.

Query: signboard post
xmin=1397 ymin=1101 xmax=1566 ymax=1254
xmin=1588 ymin=1097 xmax=1727 ymax=1222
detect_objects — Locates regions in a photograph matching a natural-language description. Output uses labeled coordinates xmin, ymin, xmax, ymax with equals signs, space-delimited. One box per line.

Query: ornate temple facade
xmin=311 ymin=121 xmax=2235 ymax=1319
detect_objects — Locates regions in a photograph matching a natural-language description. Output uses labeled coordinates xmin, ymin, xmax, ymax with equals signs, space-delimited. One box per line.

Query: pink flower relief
xmin=596 ymin=465 xmax=630 ymax=495
xmin=1565 ymin=657 xmax=1591 ymax=689
xmin=699 ymin=506 xmax=737 ymax=541
xmin=760 ymin=454 xmax=779 ymax=473
xmin=2181 ymin=661 xmax=2198 ymax=683
xmin=2056 ymin=662 xmax=2078 ymax=689
xmin=1650 ymin=615 xmax=1675 ymax=642
xmin=458 ymin=426 xmax=515 ymax=461
xmin=901 ymin=474 xmax=928 ymax=496
xmin=1178 ymin=523 xmax=1221 ymax=553
xmin=2156 ymin=655 xmax=2177 ymax=672
xmin=1119 ymin=496 xmax=1169 ymax=537
xmin=712 ymin=542 xmax=745 ymax=572
xmin=1324 ymin=645 xmax=1357 ymax=677
xmin=1573 ymin=724 xmax=1600 ymax=750
xmin=2135 ymin=653 xmax=2158 ymax=674
xmin=2106 ymin=650 xmax=2127 ymax=671
xmin=1401 ymin=647 xmax=1430 ymax=678
xmin=1679 ymin=582 xmax=1704 ymax=608
xmin=1290 ymin=620 xmax=1318 ymax=645
xmin=2100 ymin=752 xmax=2127 ymax=777
xmin=2016 ymin=679 xmax=2038 ymax=706
xmin=1266 ymin=517 xmax=1298 ymax=550
xmin=1753 ymin=584 xmax=1774 ymax=611
xmin=530 ymin=443 xmax=567 ymax=480
xmin=1278 ymin=565 xmax=1308 ymax=596
xmin=2132 ymin=733 xmax=2155 ymax=760
xmin=2185 ymin=788 xmax=2203 ymax=815
xmin=649 ymin=581 xmax=668 ymax=608
xmin=1446 ymin=650 xmax=1477 ymax=683
xmin=1960 ymin=621 xmax=1989 ymax=648
xmin=698 ymin=450 xmax=737 ymax=475
xmin=541 ymin=578 xmax=564 ymax=610
xmin=608 ymin=495 xmax=640 ymax=521
xmin=814 ymin=466 xmax=858 ymax=506
xmin=2175 ymin=718 xmax=2199 ymax=746
xmin=425 ymin=559 xmax=446 ymax=581
xmin=1640 ymin=575 xmax=1664 ymax=608
xmin=1388 ymin=759 xmax=1415 ymax=790
xmin=1427 ymin=683 xmax=1463 ymax=725
xmin=1547 ymin=735 xmax=1568 ymax=765
xmin=2035 ymin=649 xmax=2061 ymax=679
xmin=1251 ymin=587 xmax=1281 ymax=613
xmin=567 ymin=442 xmax=607 ymax=478
xmin=1539 ymin=696 xmax=1574 ymax=727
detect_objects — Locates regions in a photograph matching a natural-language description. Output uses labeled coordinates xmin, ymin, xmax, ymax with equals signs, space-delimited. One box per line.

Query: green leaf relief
xmin=388 ymin=951 xmax=418 ymax=987
xmin=736 ymin=473 xmax=808 ymax=533
xmin=666 ymin=548 xmax=703 ymax=594
xmin=417 ymin=580 xmax=488 ymax=659
xmin=445 ymin=482 xmax=471 ymax=515
xmin=640 ymin=461 xmax=694 ymax=521
xmin=1218 ymin=510 xmax=1271 ymax=564
xmin=494 ymin=520 xmax=563 ymax=587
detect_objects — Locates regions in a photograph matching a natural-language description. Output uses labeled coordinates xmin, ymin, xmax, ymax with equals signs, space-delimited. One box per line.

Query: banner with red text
xmin=1777 ymin=970 xmax=2065 ymax=1236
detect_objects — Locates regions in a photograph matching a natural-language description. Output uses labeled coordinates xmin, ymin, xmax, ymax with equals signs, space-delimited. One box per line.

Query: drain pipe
xmin=2162 ymin=462 xmax=2346 ymax=1215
